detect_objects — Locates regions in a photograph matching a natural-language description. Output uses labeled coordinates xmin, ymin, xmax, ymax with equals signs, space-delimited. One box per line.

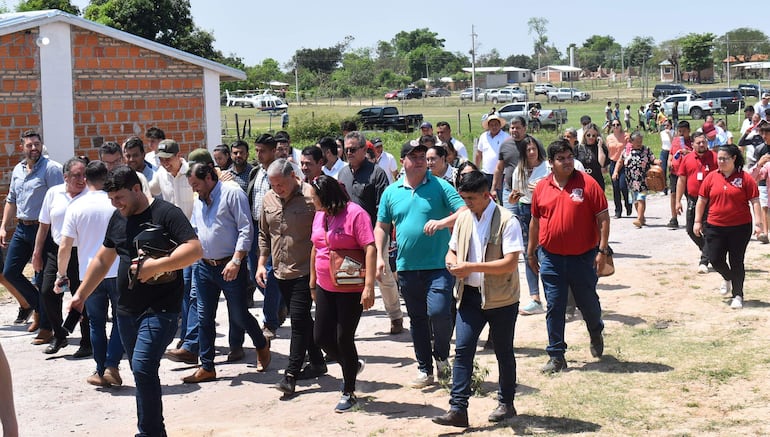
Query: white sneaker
xmin=719 ymin=280 xmax=732 ymax=295
xmin=697 ymin=264 xmax=708 ymax=274
xmin=730 ymin=296 xmax=743 ymax=309
xmin=435 ymin=358 xmax=451 ymax=380
xmin=410 ymin=371 xmax=435 ymax=389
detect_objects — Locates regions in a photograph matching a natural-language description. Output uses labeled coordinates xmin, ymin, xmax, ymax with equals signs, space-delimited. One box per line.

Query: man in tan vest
xmin=432 ymin=170 xmax=523 ymax=428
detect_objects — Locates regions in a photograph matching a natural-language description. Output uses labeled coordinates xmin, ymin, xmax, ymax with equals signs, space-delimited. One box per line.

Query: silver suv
xmin=486 ymin=88 xmax=527 ymax=104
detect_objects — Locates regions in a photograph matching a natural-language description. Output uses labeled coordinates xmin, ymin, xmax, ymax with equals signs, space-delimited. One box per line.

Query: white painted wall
xmin=203 ymin=69 xmax=221 ymax=152
xmin=38 ymin=22 xmax=75 ymax=164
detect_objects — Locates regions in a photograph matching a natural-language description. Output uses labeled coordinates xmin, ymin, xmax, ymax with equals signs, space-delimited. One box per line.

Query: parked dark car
xmin=698 ymin=89 xmax=745 ymax=114
xmin=653 ymin=83 xmax=689 ymax=99
xmin=737 ymin=83 xmax=765 ymax=98
xmin=356 ymin=106 xmax=423 ymax=132
xmin=396 ymin=87 xmax=423 ymax=100
xmin=427 ymin=88 xmax=451 ymax=97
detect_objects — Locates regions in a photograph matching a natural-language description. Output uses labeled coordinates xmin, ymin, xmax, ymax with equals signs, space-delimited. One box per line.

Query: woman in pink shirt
xmin=606 ymin=121 xmax=631 ymax=218
xmin=309 ymin=175 xmax=376 ymax=412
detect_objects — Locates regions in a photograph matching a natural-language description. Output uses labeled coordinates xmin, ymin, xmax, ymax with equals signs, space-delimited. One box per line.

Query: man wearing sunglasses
xmin=338 ymin=132 xmax=403 ymax=335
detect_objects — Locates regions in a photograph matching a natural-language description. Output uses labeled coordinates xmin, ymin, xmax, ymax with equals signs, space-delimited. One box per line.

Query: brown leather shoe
xmin=103 ymin=367 xmax=123 ymax=386
xmin=164 ymin=348 xmax=198 ymax=364
xmin=31 ymin=329 xmax=53 ymax=345
xmin=27 ymin=311 xmax=40 ymax=332
xmin=256 ymin=338 xmax=271 ymax=372
xmin=181 ymin=367 xmax=216 ymax=383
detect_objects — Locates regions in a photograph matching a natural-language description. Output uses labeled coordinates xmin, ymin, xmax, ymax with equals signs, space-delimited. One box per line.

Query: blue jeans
xmin=195 ymin=261 xmax=266 ymax=371
xmin=178 ymin=265 xmax=199 ymax=354
xmin=3 ymin=222 xmax=40 ymax=311
xmin=233 ymin=250 xmax=283 ymax=350
xmin=608 ymin=160 xmax=631 ymax=216
xmin=502 ymin=186 xmax=516 ymax=216
xmin=276 ymin=275 xmax=324 ymax=376
xmin=451 ymin=286 xmax=518 ymax=410
xmin=398 ymin=269 xmax=454 ymax=375
xmin=511 ymin=202 xmax=540 ymax=298
xmin=538 ymin=247 xmax=604 ymax=358
xmin=117 ymin=310 xmax=178 ymax=437
xmin=659 ymin=150 xmax=670 ymax=193
xmin=85 ymin=278 xmax=123 ymax=374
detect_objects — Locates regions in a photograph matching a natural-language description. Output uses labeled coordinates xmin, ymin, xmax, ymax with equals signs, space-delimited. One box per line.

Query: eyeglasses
xmin=585 ymin=133 xmax=598 ymax=138
xmin=717 ymin=157 xmax=732 ymax=162
xmin=345 ymin=146 xmax=361 ymax=154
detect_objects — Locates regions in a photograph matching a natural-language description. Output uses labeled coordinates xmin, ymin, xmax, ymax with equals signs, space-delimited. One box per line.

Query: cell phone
xmin=62 ymin=308 xmax=82 ymax=333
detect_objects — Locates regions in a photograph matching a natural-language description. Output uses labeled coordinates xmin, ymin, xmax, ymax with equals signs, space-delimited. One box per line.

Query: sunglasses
xmin=612 ymin=124 xmax=621 ymax=127
xmin=345 ymin=146 xmax=362 ymax=154
xmin=585 ymin=133 xmax=598 ymax=138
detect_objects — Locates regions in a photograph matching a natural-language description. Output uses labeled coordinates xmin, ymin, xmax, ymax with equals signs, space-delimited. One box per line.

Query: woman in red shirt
xmin=694 ymin=145 xmax=762 ymax=309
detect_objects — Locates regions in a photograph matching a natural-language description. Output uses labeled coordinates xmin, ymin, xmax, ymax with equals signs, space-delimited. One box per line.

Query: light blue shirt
xmin=7 ymin=157 xmax=63 ymax=220
xmin=191 ymin=181 xmax=252 ymax=259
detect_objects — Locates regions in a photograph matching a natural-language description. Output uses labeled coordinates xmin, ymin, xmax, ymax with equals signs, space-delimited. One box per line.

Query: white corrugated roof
xmin=0 ymin=9 xmax=245 ymax=81
xmin=462 ymin=66 xmax=530 ymax=72
xmin=534 ymin=65 xmax=581 ymax=72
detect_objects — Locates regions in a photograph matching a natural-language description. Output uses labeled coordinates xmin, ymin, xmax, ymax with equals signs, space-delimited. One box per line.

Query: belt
xmin=17 ymin=219 xmax=39 ymax=226
xmin=201 ymin=257 xmax=230 ymax=267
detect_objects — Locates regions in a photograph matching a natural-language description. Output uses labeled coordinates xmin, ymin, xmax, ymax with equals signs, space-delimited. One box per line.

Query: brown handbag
xmin=645 ymin=164 xmax=666 ymax=192
xmin=597 ymin=246 xmax=615 ymax=277
xmin=324 ymin=215 xmax=366 ymax=290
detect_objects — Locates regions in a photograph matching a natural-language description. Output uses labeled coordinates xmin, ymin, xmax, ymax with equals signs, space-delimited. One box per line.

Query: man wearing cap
xmin=147 ymin=140 xmax=199 ymax=364
xmin=338 ymin=132 xmax=403 ymax=334
xmin=1 ymin=130 xmax=63 ymax=333
xmin=227 ymin=140 xmax=253 ymax=192
xmin=436 ymin=121 xmax=468 ymax=160
xmin=372 ymin=137 xmax=398 ymax=183
xmin=419 ymin=121 xmax=434 ymax=139
xmin=375 ymin=141 xmax=466 ymax=388
xmin=755 ymin=92 xmax=770 ymax=117
xmin=475 ymin=114 xmax=510 ymax=199
xmin=702 ymin=121 xmax=719 ymax=149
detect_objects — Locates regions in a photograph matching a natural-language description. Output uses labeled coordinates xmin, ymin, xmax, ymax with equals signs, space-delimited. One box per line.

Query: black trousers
xmin=704 ymin=223 xmax=752 ymax=298
xmin=41 ymin=244 xmax=90 ymax=343
xmin=276 ymin=275 xmax=324 ymax=376
xmin=313 ymin=286 xmax=362 ymax=393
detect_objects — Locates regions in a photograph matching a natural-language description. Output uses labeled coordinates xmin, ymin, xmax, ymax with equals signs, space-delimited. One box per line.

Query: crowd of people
xmin=0 ymin=97 xmax=766 ymax=434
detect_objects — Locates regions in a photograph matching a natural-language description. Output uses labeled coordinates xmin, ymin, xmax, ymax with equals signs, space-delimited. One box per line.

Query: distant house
xmin=533 ymin=65 xmax=581 ymax=83
xmin=0 ymin=9 xmax=245 ymax=193
xmin=659 ymin=60 xmax=675 ymax=82
xmin=461 ymin=66 xmax=532 ymax=87
xmin=724 ymin=55 xmax=770 ymax=79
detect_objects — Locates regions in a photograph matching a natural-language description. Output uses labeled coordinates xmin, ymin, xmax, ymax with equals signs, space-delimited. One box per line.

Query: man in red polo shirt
xmin=675 ymin=132 xmax=717 ymax=273
xmin=528 ymin=140 xmax=610 ymax=374
xmin=667 ymin=121 xmax=693 ymax=228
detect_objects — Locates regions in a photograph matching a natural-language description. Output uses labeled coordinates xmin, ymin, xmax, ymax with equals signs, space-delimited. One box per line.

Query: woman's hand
xmin=361 ymin=285 xmax=375 ymax=310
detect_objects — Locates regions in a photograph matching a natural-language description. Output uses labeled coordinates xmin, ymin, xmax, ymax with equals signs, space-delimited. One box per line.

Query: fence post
xmin=234 ymin=113 xmax=240 ymax=140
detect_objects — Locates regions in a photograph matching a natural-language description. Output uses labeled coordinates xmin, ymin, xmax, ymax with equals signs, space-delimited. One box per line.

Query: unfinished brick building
xmin=0 ymin=9 xmax=245 ymax=194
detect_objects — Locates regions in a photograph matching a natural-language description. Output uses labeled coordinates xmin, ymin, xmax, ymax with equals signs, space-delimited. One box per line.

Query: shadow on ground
xmin=434 ymin=413 xmax=601 ymax=436
xmin=576 ymin=355 xmax=673 ymax=373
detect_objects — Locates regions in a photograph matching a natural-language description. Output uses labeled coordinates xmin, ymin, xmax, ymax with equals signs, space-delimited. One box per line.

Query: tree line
xmin=5 ymin=2 xmax=770 ymax=96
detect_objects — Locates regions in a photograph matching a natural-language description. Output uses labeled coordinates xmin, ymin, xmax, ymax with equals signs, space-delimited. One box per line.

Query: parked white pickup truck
xmin=496 ymin=101 xmax=568 ymax=129
xmin=659 ymin=93 xmax=720 ymax=120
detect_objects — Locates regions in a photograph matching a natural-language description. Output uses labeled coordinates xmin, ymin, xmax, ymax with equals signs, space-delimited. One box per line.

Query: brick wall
xmin=71 ymin=28 xmax=206 ymax=160
xmin=0 ymin=31 xmax=41 ymax=189
xmin=0 ymin=26 xmax=209 ymax=198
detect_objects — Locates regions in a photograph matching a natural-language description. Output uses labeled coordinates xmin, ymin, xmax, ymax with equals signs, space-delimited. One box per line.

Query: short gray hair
xmin=344 ymin=131 xmax=366 ymax=148
xmin=564 ymin=127 xmax=577 ymax=137
xmin=630 ymin=130 xmax=644 ymax=142
xmin=266 ymin=158 xmax=295 ymax=178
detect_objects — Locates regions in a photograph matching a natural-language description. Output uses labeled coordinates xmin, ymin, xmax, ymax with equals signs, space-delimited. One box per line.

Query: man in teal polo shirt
xmin=375 ymin=141 xmax=466 ymax=389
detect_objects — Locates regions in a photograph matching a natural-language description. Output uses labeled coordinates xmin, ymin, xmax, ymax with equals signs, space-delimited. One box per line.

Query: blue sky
xmin=9 ymin=0 xmax=768 ymax=69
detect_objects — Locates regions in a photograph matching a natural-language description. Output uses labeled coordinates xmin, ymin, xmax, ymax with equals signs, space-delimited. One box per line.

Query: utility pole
xmin=726 ymin=35 xmax=731 ymax=88
xmin=471 ymin=25 xmax=477 ymax=102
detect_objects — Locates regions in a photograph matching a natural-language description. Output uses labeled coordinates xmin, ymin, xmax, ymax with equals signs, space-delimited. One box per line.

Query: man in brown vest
xmin=432 ymin=170 xmax=523 ymax=428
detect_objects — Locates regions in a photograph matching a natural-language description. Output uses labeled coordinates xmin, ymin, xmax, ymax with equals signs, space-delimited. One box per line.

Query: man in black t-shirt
xmin=70 ymin=166 xmax=202 ymax=437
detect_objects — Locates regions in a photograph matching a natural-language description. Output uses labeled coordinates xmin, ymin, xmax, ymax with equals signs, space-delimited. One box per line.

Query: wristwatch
xmin=231 ymin=257 xmax=242 ymax=266
xmin=598 ymin=247 xmax=610 ymax=255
